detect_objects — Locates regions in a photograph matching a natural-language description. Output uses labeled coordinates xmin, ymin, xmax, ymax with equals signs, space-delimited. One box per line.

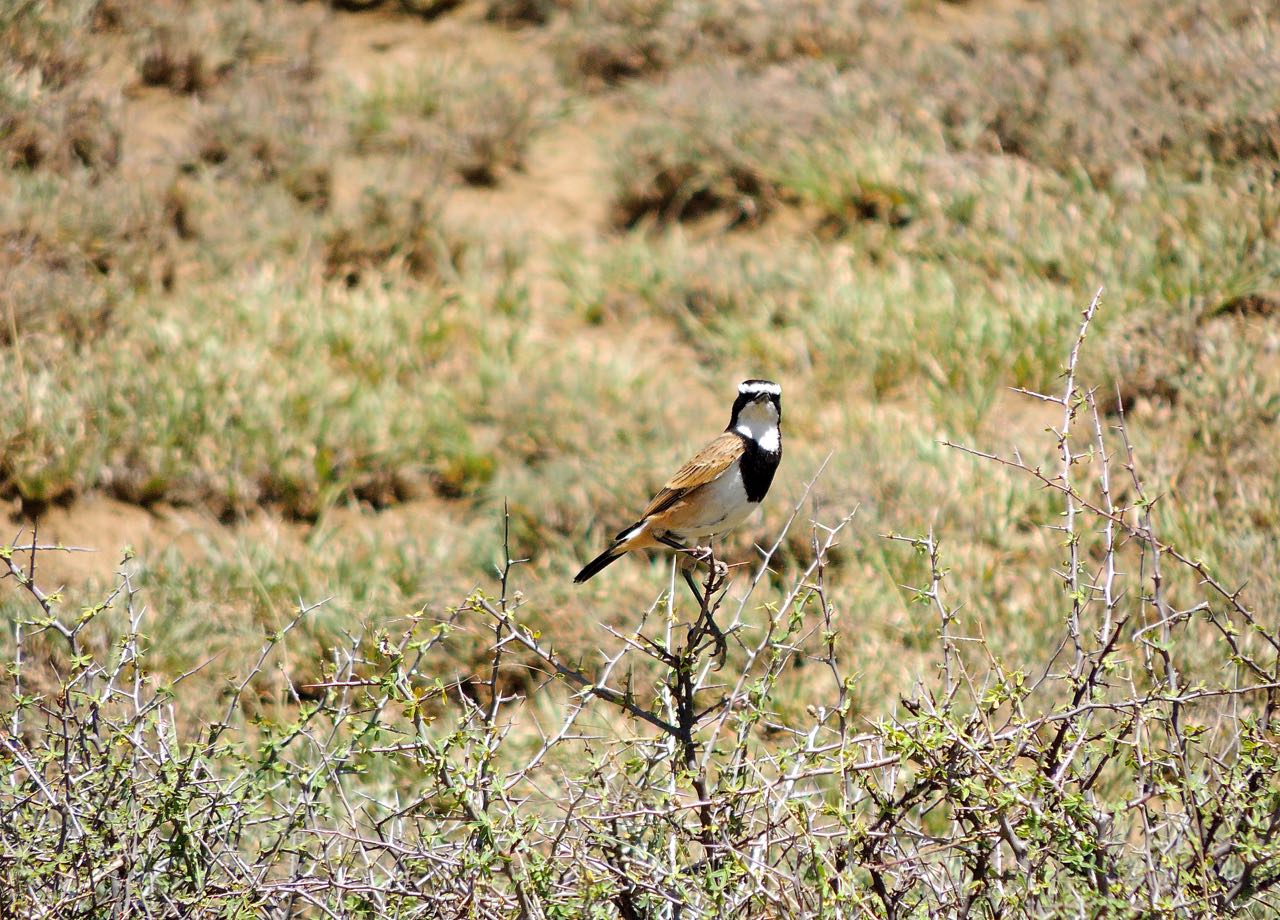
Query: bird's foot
xmin=686 ymin=544 xmax=714 ymax=562
xmin=682 ymin=545 xmax=727 ymax=581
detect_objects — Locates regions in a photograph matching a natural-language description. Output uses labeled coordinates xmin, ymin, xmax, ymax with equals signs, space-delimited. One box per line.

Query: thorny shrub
xmin=2 ymin=291 xmax=1279 ymax=917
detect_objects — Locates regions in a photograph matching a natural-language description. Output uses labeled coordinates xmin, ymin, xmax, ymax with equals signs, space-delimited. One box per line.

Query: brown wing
xmin=641 ymin=432 xmax=744 ymax=519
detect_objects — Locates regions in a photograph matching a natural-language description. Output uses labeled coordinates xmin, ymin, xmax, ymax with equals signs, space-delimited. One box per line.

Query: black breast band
xmin=736 ymin=434 xmax=780 ymax=503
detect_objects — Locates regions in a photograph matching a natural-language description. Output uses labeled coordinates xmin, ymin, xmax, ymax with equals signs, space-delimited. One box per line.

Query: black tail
xmin=574 ymin=544 xmax=625 ymax=583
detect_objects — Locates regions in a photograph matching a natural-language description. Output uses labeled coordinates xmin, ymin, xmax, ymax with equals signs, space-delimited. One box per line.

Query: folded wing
xmin=640 ymin=431 xmax=744 ymax=520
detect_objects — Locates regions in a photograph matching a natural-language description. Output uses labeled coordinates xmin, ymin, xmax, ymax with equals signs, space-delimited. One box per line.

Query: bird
xmin=574 ymin=379 xmax=782 ymax=593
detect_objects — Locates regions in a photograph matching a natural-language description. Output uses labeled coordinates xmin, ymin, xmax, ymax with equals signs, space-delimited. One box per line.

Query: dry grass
xmin=343 ymin=53 xmax=559 ymax=184
xmin=0 ymin=0 xmax=1278 ymax=911
xmin=555 ymin=0 xmax=900 ymax=86
xmin=0 ymin=0 xmax=1275 ymax=688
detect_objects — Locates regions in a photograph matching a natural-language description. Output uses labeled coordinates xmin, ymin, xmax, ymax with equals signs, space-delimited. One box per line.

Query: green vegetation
xmin=1 ymin=0 xmax=1278 ymax=914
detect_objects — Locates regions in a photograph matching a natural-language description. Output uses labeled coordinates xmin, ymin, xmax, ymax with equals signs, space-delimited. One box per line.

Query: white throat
xmin=734 ymin=401 xmax=781 ymax=453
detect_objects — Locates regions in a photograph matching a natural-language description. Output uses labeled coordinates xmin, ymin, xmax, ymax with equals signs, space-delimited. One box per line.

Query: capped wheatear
xmin=575 ymin=379 xmax=782 ymax=588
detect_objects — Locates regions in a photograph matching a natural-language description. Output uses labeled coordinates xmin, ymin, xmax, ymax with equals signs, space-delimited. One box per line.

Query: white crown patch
xmin=738 ymin=380 xmax=781 ymax=397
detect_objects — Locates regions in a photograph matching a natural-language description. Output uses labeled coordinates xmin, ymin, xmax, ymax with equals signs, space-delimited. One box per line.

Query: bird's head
xmin=730 ymin=379 xmax=782 ymax=443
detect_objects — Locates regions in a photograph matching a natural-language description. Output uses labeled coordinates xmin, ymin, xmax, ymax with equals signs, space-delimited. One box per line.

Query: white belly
xmin=665 ymin=464 xmax=759 ymax=543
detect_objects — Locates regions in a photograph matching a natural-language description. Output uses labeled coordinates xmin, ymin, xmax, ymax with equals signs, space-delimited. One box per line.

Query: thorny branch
xmin=3 ymin=293 xmax=1279 ymax=917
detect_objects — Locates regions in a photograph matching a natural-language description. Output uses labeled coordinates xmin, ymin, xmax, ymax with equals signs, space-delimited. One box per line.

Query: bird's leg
xmin=658 ymin=535 xmax=709 ymax=603
xmin=658 ymin=536 xmax=712 ymax=600
xmin=687 ymin=547 xmax=728 ymax=670
xmin=658 ymin=534 xmax=728 ymax=669
xmin=659 ymin=536 xmax=718 ymax=574
xmin=681 ymin=566 xmax=702 ymax=601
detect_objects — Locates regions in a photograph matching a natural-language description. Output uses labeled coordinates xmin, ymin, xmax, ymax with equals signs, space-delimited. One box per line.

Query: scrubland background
xmin=1 ymin=0 xmax=1279 ymax=915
